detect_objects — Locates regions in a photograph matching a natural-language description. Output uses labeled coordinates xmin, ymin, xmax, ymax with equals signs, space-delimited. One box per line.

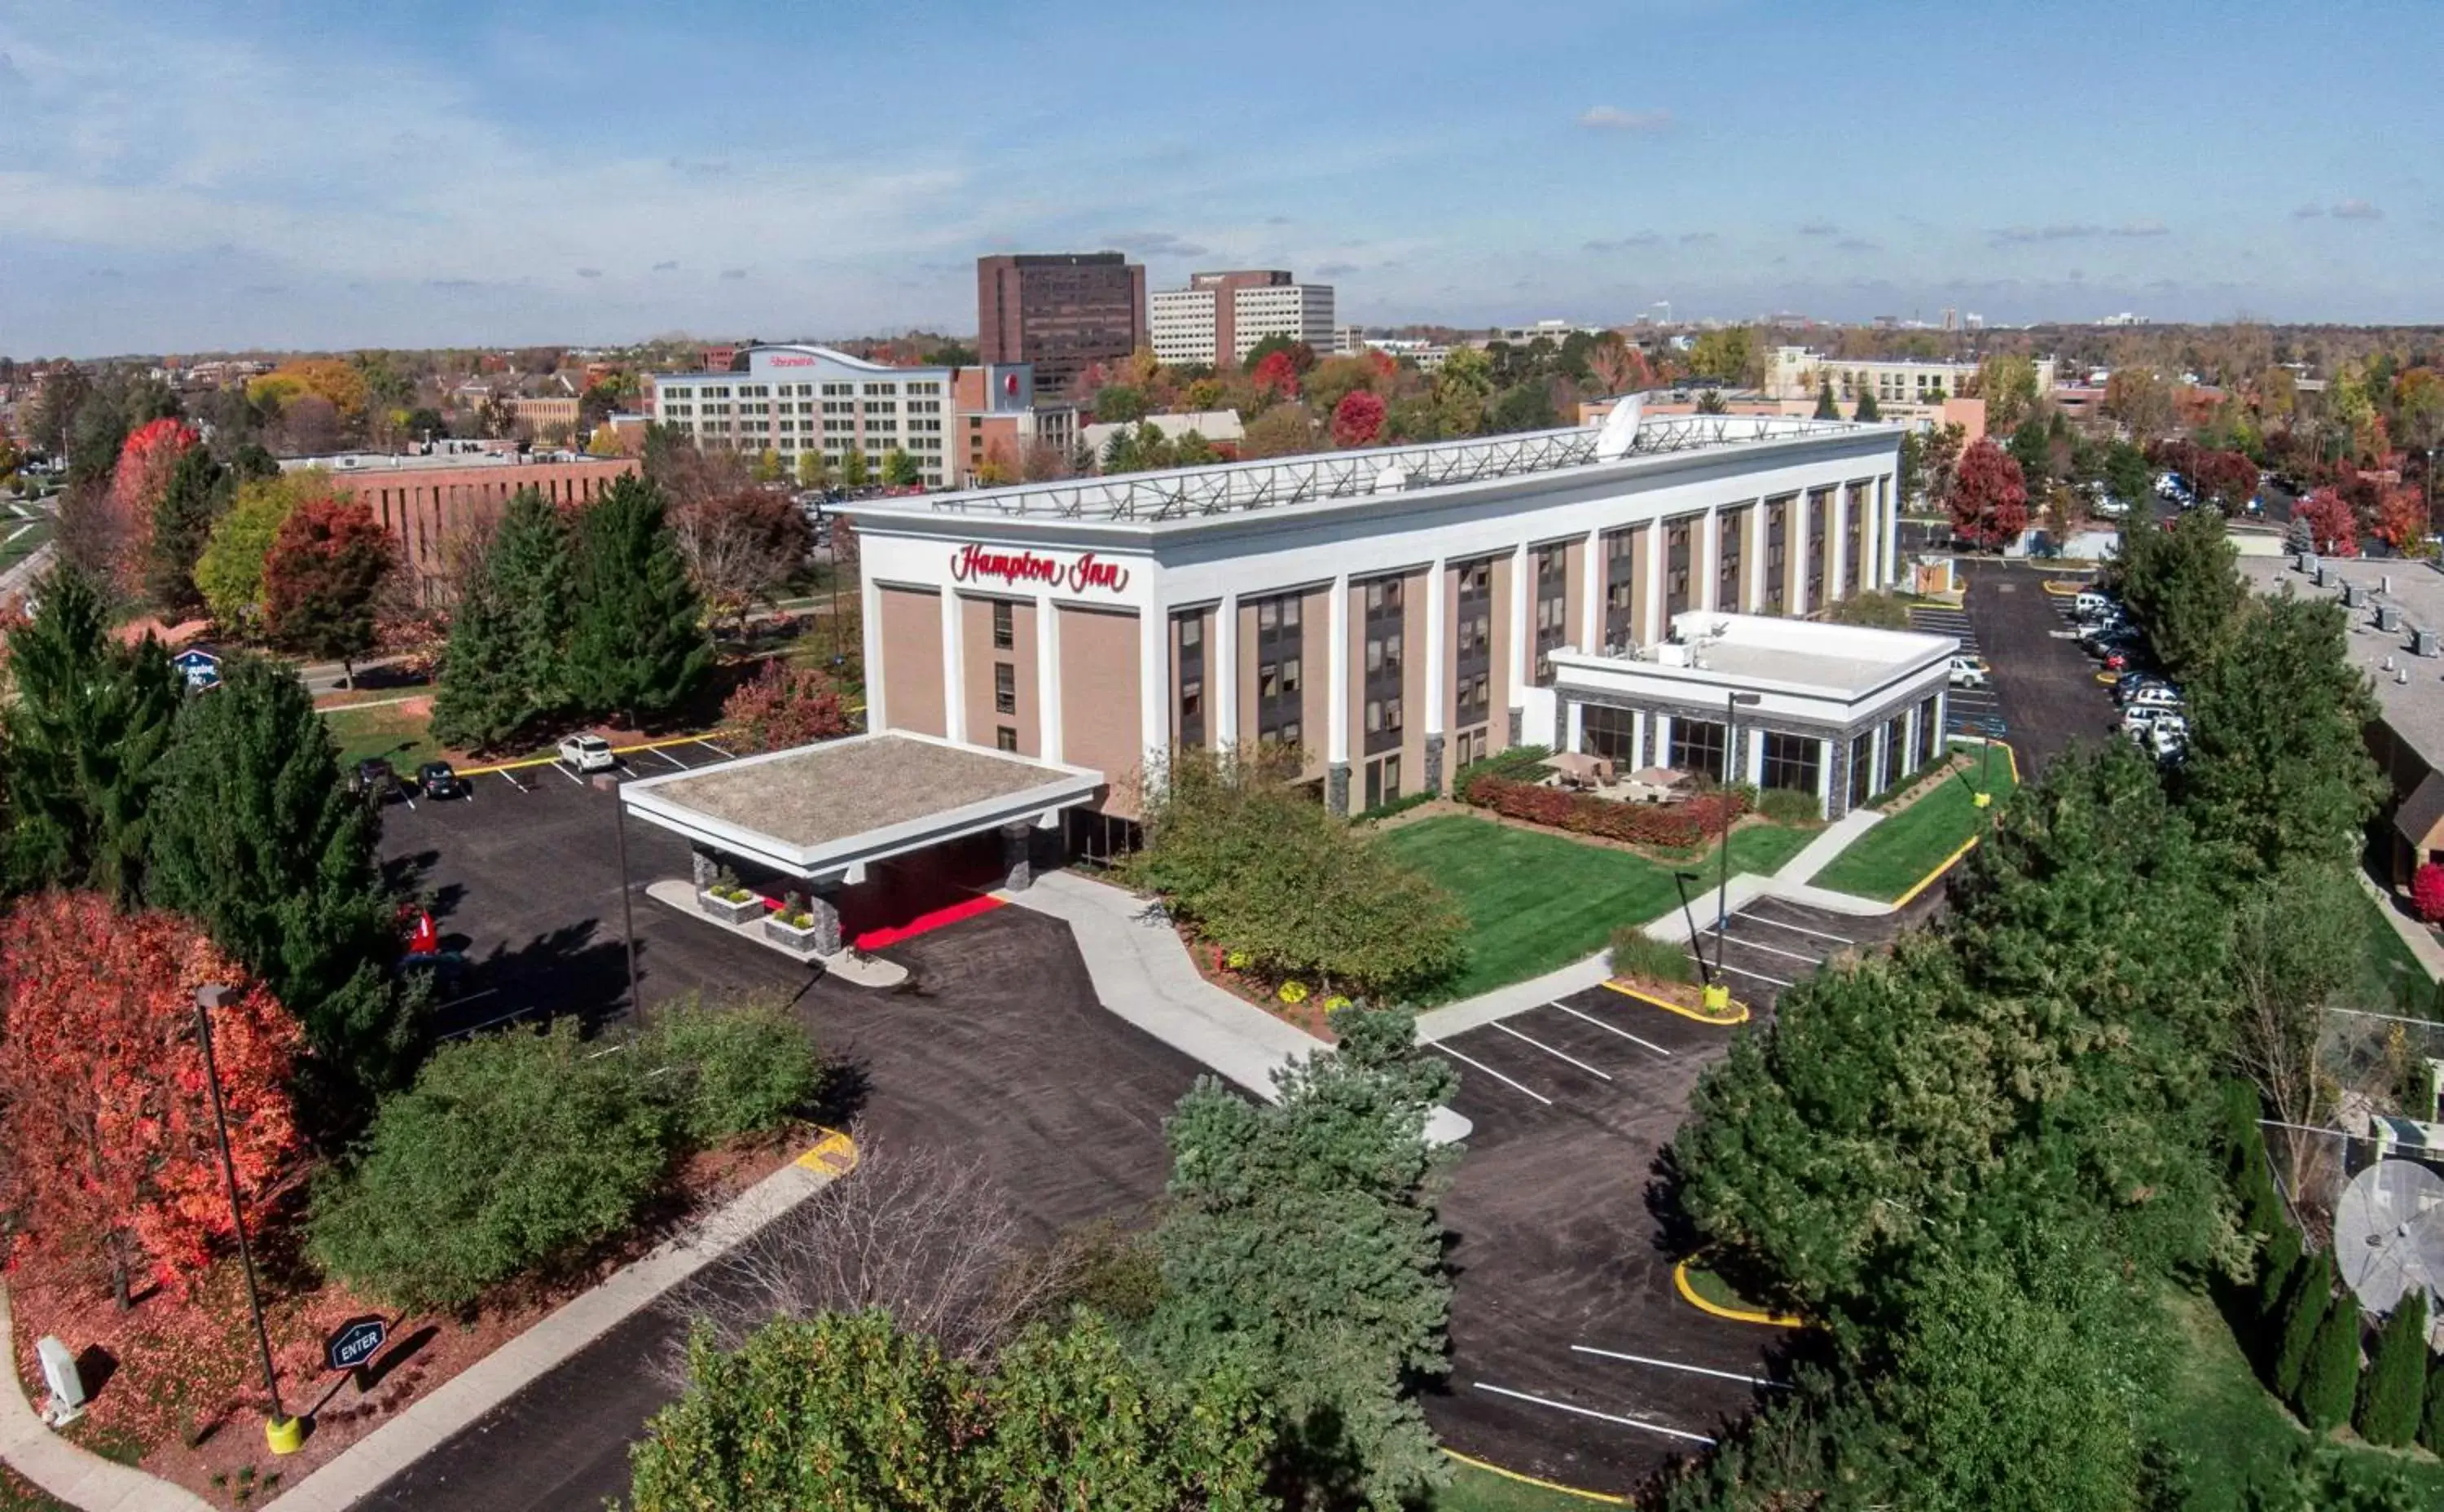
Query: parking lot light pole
xmin=612 ymin=797 xmax=643 ymax=1020
xmin=195 ymin=986 xmax=299 ymax=1456
xmin=1717 ymin=692 xmax=1764 ymax=993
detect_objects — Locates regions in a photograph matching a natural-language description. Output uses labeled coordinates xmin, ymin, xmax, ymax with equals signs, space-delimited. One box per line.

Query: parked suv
xmin=1948 ymin=655 xmax=1991 ymax=690
xmin=558 ymin=734 xmax=616 ymax=773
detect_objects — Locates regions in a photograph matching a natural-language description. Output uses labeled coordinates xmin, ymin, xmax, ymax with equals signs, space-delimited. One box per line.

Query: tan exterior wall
xmin=1297 ymin=583 xmax=1332 ymax=783
xmin=1169 ymin=607 xmax=1211 ymax=750
xmin=1059 ymin=604 xmax=1144 ymax=819
xmin=958 ymin=594 xmax=1040 ymax=756
xmin=1629 ymin=522 xmax=1652 ymax=637
xmin=877 ymin=587 xmax=946 ymax=737
xmin=1236 ymin=600 xmax=1260 ymax=746
xmin=1558 ymin=538 xmax=1584 ymax=672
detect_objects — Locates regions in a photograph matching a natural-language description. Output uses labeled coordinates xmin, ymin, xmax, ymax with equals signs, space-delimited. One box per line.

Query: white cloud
xmin=1576 ymin=105 xmax=1671 ymax=132
xmin=2109 ymin=220 xmax=2170 ymax=237
xmin=2332 ymin=198 xmax=2383 ymax=221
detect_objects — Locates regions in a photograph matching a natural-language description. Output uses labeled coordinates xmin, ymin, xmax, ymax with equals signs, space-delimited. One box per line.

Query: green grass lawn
xmin=2349 ymin=882 xmax=2437 ymax=1018
xmin=0 ymin=516 xmax=52 ymax=570
xmin=1813 ymin=745 xmax=2020 ymax=902
xmin=1378 ymin=815 xmax=1681 ymax=1002
xmin=2155 ymin=1288 xmax=2444 ymax=1508
xmin=0 ymin=1466 xmax=71 ymax=1512
xmin=1432 ymin=1459 xmax=1623 ymax=1510
xmin=321 ymin=699 xmax=437 ymax=768
xmin=1708 ymin=820 xmax=1820 ymax=878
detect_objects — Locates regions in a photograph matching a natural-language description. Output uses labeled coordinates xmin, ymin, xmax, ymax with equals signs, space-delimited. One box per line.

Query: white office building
xmin=1764 ymin=345 xmax=2059 ymax=411
xmin=644 ymin=345 xmax=959 ymax=488
xmin=1149 ymin=288 xmax=1220 ymax=367
xmin=1149 ymin=270 xmax=1337 ymax=367
xmin=1231 ymin=282 xmax=1335 ymax=363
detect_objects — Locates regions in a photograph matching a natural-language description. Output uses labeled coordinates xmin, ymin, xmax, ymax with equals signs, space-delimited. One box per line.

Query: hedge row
xmin=1461 ymin=772 xmax=1750 ymax=848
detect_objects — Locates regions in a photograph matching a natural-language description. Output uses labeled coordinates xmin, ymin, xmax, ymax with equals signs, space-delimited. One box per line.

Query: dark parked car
xmin=416 ymin=760 xmax=464 ymax=799
xmin=349 ymin=757 xmax=399 ymax=804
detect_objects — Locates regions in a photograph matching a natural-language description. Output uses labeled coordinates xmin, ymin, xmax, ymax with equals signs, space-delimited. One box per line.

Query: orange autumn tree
xmin=108 ymin=418 xmax=200 ymax=593
xmin=0 ymin=893 xmax=304 ymax=1308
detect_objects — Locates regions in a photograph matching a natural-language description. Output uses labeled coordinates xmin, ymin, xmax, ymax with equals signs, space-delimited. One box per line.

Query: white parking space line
xmin=645 ymin=745 xmax=691 ymax=771
xmin=1732 ymin=911 xmax=1856 ymax=946
xmin=1571 ymin=1344 xmax=1787 ymax=1389
xmin=1492 ymin=1021 xmax=1614 ymax=1081
xmin=1704 ymin=928 xmax=1824 ymax=965
xmin=1432 ymin=1044 xmax=1554 ymax=1105
xmin=1693 ymin=955 xmax=1794 ymax=988
xmin=693 ymin=739 xmax=735 ymax=758
xmin=496 ymin=769 xmax=529 ymax=792
xmin=1554 ymin=1002 xmax=1672 ymax=1057
xmin=552 ymin=761 xmax=586 ymax=786
xmin=1471 ymin=1384 xmax=1717 ymax=1446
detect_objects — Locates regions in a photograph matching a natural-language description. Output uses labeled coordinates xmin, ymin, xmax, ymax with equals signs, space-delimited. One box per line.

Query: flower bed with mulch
xmin=1180 ymin=936 xmax=1342 ymax=1042
xmin=1460 ymin=773 xmax=1751 ymax=850
xmin=7 ymin=1135 xmax=802 ymax=1508
xmin=1607 ymin=972 xmax=1747 ymax=1024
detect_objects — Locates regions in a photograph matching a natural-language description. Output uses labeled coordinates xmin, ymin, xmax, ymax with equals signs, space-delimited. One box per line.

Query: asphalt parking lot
xmin=1912 ymin=562 xmax=2117 ymax=775
xmin=364 ymin=758 xmax=1208 ymax=1512
xmin=1422 ymin=896 xmax=1918 ymax=1492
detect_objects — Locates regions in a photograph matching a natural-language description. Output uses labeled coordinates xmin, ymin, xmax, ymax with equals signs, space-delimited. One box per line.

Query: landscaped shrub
xmin=308 ymin=1021 xmax=671 ymax=1309
xmin=2295 ymin=1288 xmax=2362 ymax=1431
xmin=2356 ymin=1290 xmax=2428 ymax=1446
xmin=2271 ymin=1250 xmax=2336 ymax=1399
xmin=1463 ymin=774 xmax=1751 ymax=849
xmin=1449 ymin=743 xmax=1550 ymax=798
xmin=2255 ymin=1220 xmax=2302 ymax=1331
xmin=2415 ymin=862 xmax=2444 ymax=925
xmin=1609 ymin=925 xmax=1694 ymax=985
xmin=2424 ymin=1352 xmax=2444 ymax=1451
xmin=1821 ymin=591 xmax=1914 ymax=630
xmin=1756 ymin=787 xmax=1822 ymax=827
xmin=1354 ymin=788 xmax=1436 ymax=823
xmin=636 ymin=997 xmax=827 ymax=1144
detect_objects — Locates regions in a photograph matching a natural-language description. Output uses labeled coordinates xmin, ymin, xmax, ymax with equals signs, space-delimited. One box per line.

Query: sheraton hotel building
xmin=833 ymin=406 xmax=1958 ymax=855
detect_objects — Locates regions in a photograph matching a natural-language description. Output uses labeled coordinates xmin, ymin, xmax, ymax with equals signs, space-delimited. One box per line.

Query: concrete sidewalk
xmin=1772 ymin=808 xmax=1883 ymax=886
xmin=1003 ymin=872 xmax=1472 ymax=1145
xmin=2358 ymin=871 xmax=2444 ymax=981
xmin=2 ymin=1136 xmax=855 ymax=1512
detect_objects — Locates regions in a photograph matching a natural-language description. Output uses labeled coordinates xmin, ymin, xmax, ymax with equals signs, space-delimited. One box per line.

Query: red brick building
xmin=975 ymin=253 xmax=1146 ymax=396
xmin=301 ymin=452 xmax=639 ymax=600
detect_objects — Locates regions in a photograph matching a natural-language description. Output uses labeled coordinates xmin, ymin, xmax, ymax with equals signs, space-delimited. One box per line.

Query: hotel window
xmin=1180 ymin=616 xmax=1202 ymax=652
xmin=1582 ymin=703 xmax=1635 ymax=764
xmin=1762 ymin=732 xmax=1822 ymax=796
xmin=992 ymin=600 xmax=1013 ymax=650
xmin=1664 ymin=519 xmax=1692 ymax=618
xmin=1365 ymin=577 xmax=1402 ymax=612
xmin=1458 ymin=561 xmax=1491 ymax=596
xmin=1365 ymin=632 xmax=1403 ymax=675
xmin=994 ymin=662 xmax=1016 ymax=715
xmin=1363 ymin=753 xmax=1402 ymax=810
xmin=1671 ymin=718 xmax=1727 ymax=780
xmin=996 ymin=726 xmax=1019 ymax=752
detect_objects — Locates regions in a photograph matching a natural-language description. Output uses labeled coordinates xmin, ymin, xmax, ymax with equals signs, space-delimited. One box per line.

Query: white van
xmin=2073 ymin=591 xmax=2113 ymax=620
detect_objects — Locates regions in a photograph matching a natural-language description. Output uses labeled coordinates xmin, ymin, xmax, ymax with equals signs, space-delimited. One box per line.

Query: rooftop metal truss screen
xmin=906 ymin=415 xmax=1870 ymax=523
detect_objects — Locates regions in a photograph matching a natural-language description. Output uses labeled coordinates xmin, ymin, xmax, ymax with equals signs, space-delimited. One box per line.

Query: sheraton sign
xmin=950 ymin=543 xmax=1132 ymax=595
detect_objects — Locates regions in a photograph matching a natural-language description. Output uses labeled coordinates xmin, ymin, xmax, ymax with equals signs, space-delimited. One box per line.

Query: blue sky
xmin=1 ymin=0 xmax=2436 ymax=355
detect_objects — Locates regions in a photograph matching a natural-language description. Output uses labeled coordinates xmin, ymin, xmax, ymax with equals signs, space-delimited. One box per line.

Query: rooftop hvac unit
xmin=2416 ymin=626 xmax=2442 ymax=658
xmin=2301 ymin=551 xmax=2320 ymax=574
xmin=2384 ymin=574 xmax=2395 ymax=594
xmin=2316 ymin=565 xmax=2332 ymax=586
xmin=2343 ymin=582 xmax=2362 ymax=607
xmin=2380 ymin=604 xmax=2402 ymax=632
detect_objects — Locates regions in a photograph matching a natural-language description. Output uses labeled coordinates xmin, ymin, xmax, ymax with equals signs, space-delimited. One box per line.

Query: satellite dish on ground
xmin=2334 ymin=1158 xmax=2444 ymax=1318
xmin=1594 ymin=393 xmax=1645 ymax=460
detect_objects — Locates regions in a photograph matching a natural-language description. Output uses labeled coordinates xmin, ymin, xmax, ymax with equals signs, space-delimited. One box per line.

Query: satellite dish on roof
xmin=2333 ymin=1158 xmax=2444 ymax=1319
xmin=1594 ymin=393 xmax=1644 ymax=461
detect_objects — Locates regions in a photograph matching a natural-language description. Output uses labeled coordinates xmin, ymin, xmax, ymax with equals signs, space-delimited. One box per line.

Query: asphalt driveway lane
xmin=357 ymin=904 xmax=1206 ymax=1512
xmin=1954 ymin=561 xmax=2116 ymax=774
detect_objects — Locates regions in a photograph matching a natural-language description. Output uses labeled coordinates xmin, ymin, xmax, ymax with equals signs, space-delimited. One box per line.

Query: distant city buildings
xmin=1764 ymin=345 xmax=2055 ymax=436
xmin=975 ymin=253 xmax=1147 ymax=393
xmin=644 ymin=344 xmax=965 ymax=487
xmin=1149 ymin=270 xmax=1334 ymax=367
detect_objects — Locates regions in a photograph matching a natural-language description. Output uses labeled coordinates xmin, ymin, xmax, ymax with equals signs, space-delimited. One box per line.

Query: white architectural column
xmin=1746 ymin=727 xmax=1766 ymax=785
xmin=1580 ymin=528 xmax=1604 ymax=649
xmin=1791 ymin=499 xmax=1812 ymax=618
xmin=1326 ymin=573 xmax=1352 ymax=769
xmin=1138 ymin=602 xmax=1168 ymax=772
xmin=1830 ymin=483 xmax=1851 ymax=602
xmin=1422 ymin=565 xmax=1447 ymax=738
xmin=1508 ymin=542 xmax=1532 ymax=697
xmin=1815 ymin=736 xmax=1835 ymax=815
xmin=1566 ymin=699 xmax=1585 ymax=752
xmin=1642 ymin=523 xmax=1666 ymax=642
xmin=1746 ymin=496 xmax=1767 ymax=611
xmin=1699 ymin=505 xmax=1721 ymax=611
xmin=1212 ymin=592 xmax=1239 ymax=750
xmin=1884 ymin=473 xmax=1902 ymax=588
xmin=861 ymin=576 xmax=887 ymax=729
xmin=1035 ymin=593 xmax=1062 ymax=762
xmin=1652 ymin=714 xmax=1673 ymax=767
xmin=1631 ymin=710 xmax=1648 ymax=766
xmin=939 ymin=588 xmax=967 ymax=744
xmin=1902 ymin=702 xmax=1920 ymax=776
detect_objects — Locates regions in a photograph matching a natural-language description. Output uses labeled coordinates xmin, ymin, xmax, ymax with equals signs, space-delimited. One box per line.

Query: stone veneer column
xmin=1000 ymin=821 xmax=1035 ymax=892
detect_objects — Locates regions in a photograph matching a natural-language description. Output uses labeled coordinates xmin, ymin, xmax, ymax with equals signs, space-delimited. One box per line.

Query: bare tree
xmin=668 ymin=489 xmax=809 ymax=634
xmin=677 ymin=1136 xmax=1088 ymax=1372
xmin=2229 ymin=868 xmax=2363 ymax=1195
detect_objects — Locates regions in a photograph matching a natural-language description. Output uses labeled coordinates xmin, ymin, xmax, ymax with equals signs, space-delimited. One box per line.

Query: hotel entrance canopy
xmin=619 ymin=730 xmax=1106 ymax=887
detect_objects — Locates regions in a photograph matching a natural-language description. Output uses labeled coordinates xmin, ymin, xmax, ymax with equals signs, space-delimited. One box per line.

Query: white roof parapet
xmin=892 ymin=415 xmax=1879 ymax=525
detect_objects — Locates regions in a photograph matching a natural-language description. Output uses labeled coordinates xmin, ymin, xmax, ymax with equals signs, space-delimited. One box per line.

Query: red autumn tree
xmin=2416 ymin=864 xmax=2444 ymax=925
xmin=2295 ymin=486 xmax=2358 ymax=556
xmin=2373 ymin=486 xmax=2429 ymax=554
xmin=1251 ymin=349 xmax=1302 ymax=401
xmin=0 ymin=893 xmax=302 ymax=1306
xmin=719 ymin=659 xmax=855 ymax=754
xmin=1331 ymin=389 xmax=1387 ymax=449
xmin=108 ymin=418 xmax=200 ymax=593
xmin=1948 ymin=438 xmax=2029 ymax=550
xmin=2191 ymin=448 xmax=2261 ymax=515
xmin=262 ymin=495 xmax=399 ymax=681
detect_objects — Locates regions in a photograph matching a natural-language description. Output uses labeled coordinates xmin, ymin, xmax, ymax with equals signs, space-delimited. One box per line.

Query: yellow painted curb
xmin=1890 ymin=833 xmax=1980 ymax=908
xmin=795 ymin=1127 xmax=859 ymax=1175
xmin=2040 ymin=578 xmax=2090 ymax=596
xmin=458 ymin=728 xmax=742 ymax=777
xmin=1441 ymin=1448 xmax=1629 ymax=1504
xmin=2095 ymin=670 xmax=2121 ymax=684
xmin=1673 ymin=1259 xmax=1804 ymax=1330
xmin=1602 ymin=978 xmax=1748 ymax=1025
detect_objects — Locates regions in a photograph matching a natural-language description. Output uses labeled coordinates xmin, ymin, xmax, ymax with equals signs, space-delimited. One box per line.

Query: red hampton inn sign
xmin=949 ymin=543 xmax=1131 ymax=595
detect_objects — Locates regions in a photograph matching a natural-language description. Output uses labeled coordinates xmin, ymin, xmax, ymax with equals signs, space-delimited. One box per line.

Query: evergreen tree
xmin=2103 ymin=508 xmax=2247 ymax=683
xmin=2357 ymin=1292 xmax=2428 ymax=1447
xmin=2273 ymin=1250 xmax=2335 ymax=1400
xmin=146 ymin=654 xmax=415 ymax=1122
xmin=2256 ymin=1220 xmax=2302 ymax=1330
xmin=565 ymin=476 xmax=710 ymax=725
xmin=2297 ymin=1288 xmax=2363 ymax=1431
xmin=2423 ymin=1352 xmax=2444 ymax=1452
xmin=1813 ymin=380 xmax=1840 ymax=420
xmin=146 ymin=446 xmax=227 ymax=616
xmin=487 ymin=486 xmax=578 ymax=711
xmin=1853 ymin=386 xmax=1881 ymax=422
xmin=2 ymin=565 xmax=181 ymax=901
xmin=429 ymin=578 xmax=530 ymax=751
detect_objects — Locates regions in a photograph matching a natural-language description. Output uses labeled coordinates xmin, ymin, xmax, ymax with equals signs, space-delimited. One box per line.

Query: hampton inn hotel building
xmin=847 ymin=407 xmax=1946 ymax=839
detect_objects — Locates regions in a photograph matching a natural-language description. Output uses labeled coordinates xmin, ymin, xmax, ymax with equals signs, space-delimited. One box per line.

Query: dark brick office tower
xmin=975 ymin=253 xmax=1147 ymax=396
